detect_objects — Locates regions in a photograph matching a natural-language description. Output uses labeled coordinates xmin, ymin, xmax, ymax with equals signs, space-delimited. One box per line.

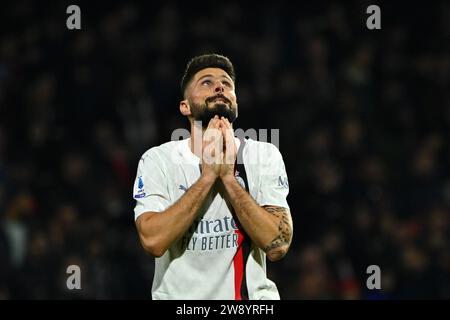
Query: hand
xmin=201 ymin=116 xmax=223 ymax=181
xmin=219 ymin=117 xmax=237 ymax=179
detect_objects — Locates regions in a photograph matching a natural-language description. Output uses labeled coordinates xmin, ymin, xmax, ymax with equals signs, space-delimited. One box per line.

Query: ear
xmin=179 ymin=99 xmax=191 ymax=116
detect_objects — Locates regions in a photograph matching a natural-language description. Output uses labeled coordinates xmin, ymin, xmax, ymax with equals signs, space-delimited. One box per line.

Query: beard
xmin=189 ymin=95 xmax=237 ymax=128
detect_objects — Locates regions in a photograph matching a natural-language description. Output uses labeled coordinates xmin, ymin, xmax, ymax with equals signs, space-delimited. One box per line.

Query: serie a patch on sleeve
xmin=134 ymin=176 xmax=146 ymax=198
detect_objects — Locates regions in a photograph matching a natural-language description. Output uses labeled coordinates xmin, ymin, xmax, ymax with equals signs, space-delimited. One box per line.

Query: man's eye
xmin=202 ymin=80 xmax=212 ymax=86
xmin=222 ymin=81 xmax=232 ymax=87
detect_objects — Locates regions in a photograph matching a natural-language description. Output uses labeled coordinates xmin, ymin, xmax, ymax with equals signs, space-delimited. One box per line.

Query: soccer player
xmin=133 ymin=54 xmax=293 ymax=300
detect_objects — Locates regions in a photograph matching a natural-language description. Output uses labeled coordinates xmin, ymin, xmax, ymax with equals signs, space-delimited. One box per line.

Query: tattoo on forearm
xmin=262 ymin=206 xmax=292 ymax=255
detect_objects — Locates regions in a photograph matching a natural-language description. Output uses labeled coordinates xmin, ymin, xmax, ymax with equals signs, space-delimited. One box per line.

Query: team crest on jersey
xmin=235 ymin=171 xmax=246 ymax=189
xmin=278 ymin=176 xmax=289 ymax=189
xmin=134 ymin=176 xmax=146 ymax=198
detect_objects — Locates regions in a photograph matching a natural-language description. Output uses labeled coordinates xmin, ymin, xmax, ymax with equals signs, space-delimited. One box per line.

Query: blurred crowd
xmin=0 ymin=0 xmax=449 ymax=299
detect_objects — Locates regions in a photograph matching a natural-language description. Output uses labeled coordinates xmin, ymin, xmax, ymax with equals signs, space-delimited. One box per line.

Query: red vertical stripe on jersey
xmin=233 ymin=229 xmax=245 ymax=300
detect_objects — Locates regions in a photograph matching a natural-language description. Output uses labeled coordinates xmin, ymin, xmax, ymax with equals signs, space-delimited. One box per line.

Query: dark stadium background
xmin=0 ymin=0 xmax=449 ymax=299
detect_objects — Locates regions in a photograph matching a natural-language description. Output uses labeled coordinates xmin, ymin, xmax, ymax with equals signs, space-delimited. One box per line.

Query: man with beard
xmin=133 ymin=54 xmax=293 ymax=300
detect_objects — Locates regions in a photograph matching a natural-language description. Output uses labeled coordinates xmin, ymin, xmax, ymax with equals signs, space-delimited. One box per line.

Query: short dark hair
xmin=180 ymin=54 xmax=236 ymax=98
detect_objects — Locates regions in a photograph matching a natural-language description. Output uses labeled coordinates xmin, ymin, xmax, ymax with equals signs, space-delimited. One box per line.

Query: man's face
xmin=184 ymin=67 xmax=238 ymax=128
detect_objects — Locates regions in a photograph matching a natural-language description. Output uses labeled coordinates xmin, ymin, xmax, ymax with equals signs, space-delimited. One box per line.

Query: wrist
xmin=200 ymin=172 xmax=218 ymax=185
xmin=220 ymin=173 xmax=237 ymax=185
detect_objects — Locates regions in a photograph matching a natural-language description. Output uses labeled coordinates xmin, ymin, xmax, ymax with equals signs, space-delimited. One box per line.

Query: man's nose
xmin=214 ymin=81 xmax=225 ymax=93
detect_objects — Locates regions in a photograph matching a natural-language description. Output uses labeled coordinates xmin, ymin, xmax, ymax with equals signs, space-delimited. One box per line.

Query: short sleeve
xmin=255 ymin=143 xmax=290 ymax=209
xmin=133 ymin=150 xmax=171 ymax=220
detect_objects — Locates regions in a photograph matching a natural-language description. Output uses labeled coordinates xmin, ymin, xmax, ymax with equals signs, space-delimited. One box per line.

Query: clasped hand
xmin=201 ymin=116 xmax=237 ymax=180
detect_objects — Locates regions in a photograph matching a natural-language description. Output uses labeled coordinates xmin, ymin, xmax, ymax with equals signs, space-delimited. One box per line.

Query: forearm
xmin=137 ymin=174 xmax=216 ymax=256
xmin=221 ymin=175 xmax=292 ymax=261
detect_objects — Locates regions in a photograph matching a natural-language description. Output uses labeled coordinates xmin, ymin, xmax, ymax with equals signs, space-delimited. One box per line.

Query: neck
xmin=189 ymin=120 xmax=206 ymax=159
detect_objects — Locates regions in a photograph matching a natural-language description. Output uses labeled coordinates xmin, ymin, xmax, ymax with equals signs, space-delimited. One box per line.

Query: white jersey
xmin=133 ymin=137 xmax=290 ymax=300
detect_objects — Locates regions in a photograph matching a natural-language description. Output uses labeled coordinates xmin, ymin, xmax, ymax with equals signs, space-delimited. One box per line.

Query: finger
xmin=207 ymin=115 xmax=220 ymax=129
xmin=219 ymin=121 xmax=227 ymax=136
xmin=223 ymin=132 xmax=233 ymax=154
xmin=221 ymin=117 xmax=231 ymax=129
xmin=221 ymin=125 xmax=229 ymax=143
xmin=224 ymin=125 xmax=234 ymax=142
xmin=205 ymin=118 xmax=221 ymax=141
xmin=220 ymin=127 xmax=227 ymax=152
xmin=215 ymin=128 xmax=224 ymax=147
xmin=214 ymin=117 xmax=223 ymax=129
xmin=207 ymin=115 xmax=217 ymax=126
xmin=221 ymin=118 xmax=233 ymax=138
xmin=218 ymin=118 xmax=226 ymax=131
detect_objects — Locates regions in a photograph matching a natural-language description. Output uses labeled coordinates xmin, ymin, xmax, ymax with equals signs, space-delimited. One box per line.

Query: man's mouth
xmin=206 ymin=95 xmax=231 ymax=105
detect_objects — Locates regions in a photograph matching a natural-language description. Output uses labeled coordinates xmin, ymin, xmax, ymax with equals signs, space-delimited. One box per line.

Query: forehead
xmin=192 ymin=67 xmax=233 ymax=82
